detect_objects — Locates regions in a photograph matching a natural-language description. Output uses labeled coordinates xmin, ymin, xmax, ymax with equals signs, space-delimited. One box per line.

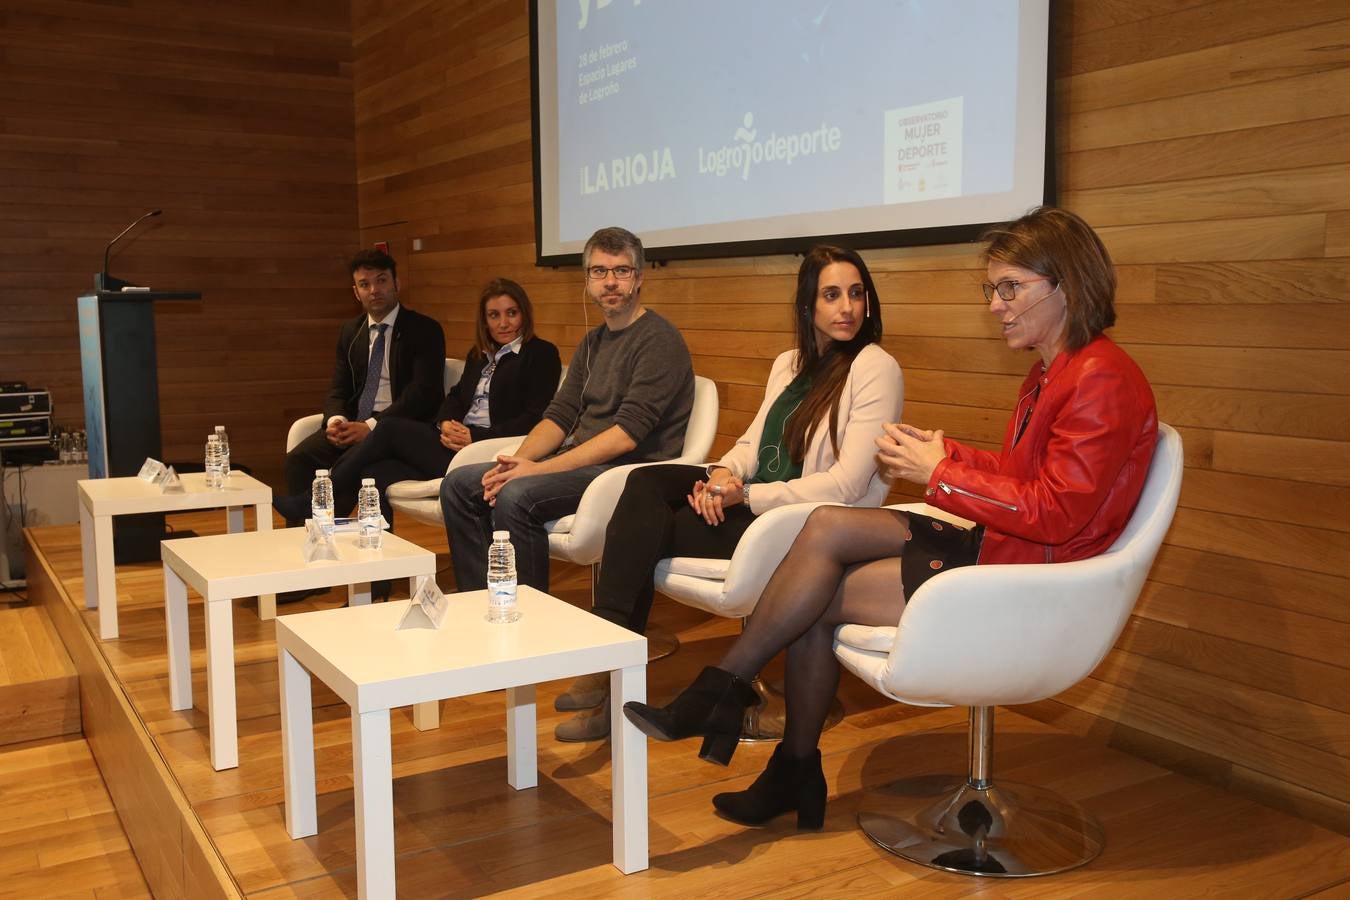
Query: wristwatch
xmin=741 ymin=482 xmax=750 ymax=509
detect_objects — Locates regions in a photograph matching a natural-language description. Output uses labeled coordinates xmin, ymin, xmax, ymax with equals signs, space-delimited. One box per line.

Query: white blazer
xmin=711 ymin=343 xmax=903 ymax=513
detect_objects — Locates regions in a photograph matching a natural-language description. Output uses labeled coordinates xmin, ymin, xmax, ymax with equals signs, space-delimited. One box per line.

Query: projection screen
xmin=532 ymin=0 xmax=1054 ymax=264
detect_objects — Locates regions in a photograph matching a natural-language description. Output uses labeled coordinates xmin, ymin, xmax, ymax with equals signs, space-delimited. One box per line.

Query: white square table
xmin=163 ymin=526 xmax=436 ymax=771
xmin=276 ymin=586 xmax=649 ymax=899
xmin=78 ymin=471 xmax=274 ymax=639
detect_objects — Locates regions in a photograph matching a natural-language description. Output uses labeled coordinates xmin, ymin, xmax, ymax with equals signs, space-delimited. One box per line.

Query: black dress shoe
xmin=272 ymin=494 xmax=310 ymax=529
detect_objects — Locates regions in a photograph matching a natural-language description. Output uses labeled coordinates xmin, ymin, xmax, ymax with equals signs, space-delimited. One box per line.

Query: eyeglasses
xmin=586 ymin=265 xmax=637 ymax=281
xmin=981 ymin=276 xmax=1055 ymax=302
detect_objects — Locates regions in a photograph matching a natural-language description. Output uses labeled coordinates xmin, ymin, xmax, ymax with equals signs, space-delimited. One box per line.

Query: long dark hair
xmin=470 ymin=278 xmax=535 ymax=360
xmin=783 ymin=245 xmax=883 ymax=463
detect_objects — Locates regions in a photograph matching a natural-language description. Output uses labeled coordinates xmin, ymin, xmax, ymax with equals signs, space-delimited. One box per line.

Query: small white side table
xmin=162 ymin=526 xmax=436 ymax=771
xmin=78 ymin=472 xmax=273 ymax=639
xmin=276 ymin=586 xmax=649 ymax=899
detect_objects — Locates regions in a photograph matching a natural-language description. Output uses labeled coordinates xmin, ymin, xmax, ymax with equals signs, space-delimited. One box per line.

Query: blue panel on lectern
xmin=78 ymin=293 xmax=109 ymax=479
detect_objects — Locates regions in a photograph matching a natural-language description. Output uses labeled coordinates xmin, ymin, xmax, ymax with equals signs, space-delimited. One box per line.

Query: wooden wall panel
xmin=350 ymin=1 xmax=1350 ymax=832
xmin=1 ymin=0 xmax=359 ymax=488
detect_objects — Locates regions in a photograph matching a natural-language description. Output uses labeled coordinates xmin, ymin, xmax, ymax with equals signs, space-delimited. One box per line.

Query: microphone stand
xmin=96 ymin=209 xmax=162 ymax=291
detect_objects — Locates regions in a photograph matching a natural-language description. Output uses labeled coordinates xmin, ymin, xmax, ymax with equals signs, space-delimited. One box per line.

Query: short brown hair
xmin=582 ymin=226 xmax=644 ymax=273
xmin=472 ymin=278 xmax=535 ymax=358
xmin=982 ymin=206 xmax=1116 ymax=351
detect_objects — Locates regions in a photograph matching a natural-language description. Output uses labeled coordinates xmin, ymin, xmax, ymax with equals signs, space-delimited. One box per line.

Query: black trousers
xmin=593 ymin=464 xmax=758 ymax=634
xmin=328 ymin=416 xmax=455 ymax=524
xmin=283 ymin=428 xmax=347 ymax=497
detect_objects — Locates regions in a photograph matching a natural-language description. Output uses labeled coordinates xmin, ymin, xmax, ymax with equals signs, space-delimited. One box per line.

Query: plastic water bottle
xmin=486 ymin=530 xmax=520 ymax=623
xmin=311 ymin=469 xmax=335 ymax=530
xmin=357 ymin=477 xmax=382 ymax=550
xmin=204 ymin=434 xmax=223 ymax=489
xmin=213 ymin=425 xmax=230 ymax=480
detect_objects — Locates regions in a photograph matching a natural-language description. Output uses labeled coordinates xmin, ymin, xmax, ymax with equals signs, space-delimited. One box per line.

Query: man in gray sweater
xmin=440 ymin=226 xmax=694 ymax=592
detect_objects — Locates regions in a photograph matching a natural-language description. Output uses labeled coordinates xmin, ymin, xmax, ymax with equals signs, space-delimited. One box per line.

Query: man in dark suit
xmin=281 ymin=248 xmax=446 ymax=523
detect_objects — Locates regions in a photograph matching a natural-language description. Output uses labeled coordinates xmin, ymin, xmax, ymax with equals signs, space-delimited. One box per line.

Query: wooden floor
xmin=23 ymin=511 xmax=1350 ymax=898
xmin=0 ymin=734 xmax=151 ymax=898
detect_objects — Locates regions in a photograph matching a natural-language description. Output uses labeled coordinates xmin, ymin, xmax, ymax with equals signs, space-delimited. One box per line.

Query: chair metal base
xmin=858 ymin=775 xmax=1104 ymax=877
xmin=646 ymin=622 xmax=680 ymax=662
xmin=739 ymin=676 xmax=845 ymax=743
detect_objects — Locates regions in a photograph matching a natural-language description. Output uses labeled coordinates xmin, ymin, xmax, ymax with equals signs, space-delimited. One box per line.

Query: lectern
xmin=78 ymin=284 xmax=200 ymax=562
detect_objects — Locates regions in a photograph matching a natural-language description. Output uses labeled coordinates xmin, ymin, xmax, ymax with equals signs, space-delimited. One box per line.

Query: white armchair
xmin=651 ymin=474 xmax=895 ymax=740
xmin=833 ymin=423 xmax=1183 ymax=877
xmin=544 ymin=375 xmax=720 ymax=566
xmin=284 ymin=358 xmax=465 ymax=454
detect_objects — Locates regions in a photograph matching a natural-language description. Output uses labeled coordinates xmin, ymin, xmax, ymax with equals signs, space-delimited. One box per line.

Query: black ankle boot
xmin=622 ymin=665 xmax=758 ymax=766
xmin=713 ymin=745 xmax=827 ymax=829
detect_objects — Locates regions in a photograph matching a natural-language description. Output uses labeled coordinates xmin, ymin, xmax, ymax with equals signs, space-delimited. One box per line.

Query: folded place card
xmin=138 ymin=457 xmax=166 ymax=482
xmin=301 ymin=519 xmax=340 ymax=563
xmin=397 ymin=576 xmax=448 ymax=630
xmin=156 ymin=465 xmax=185 ymax=494
xmin=329 ymin=516 xmax=390 ymax=534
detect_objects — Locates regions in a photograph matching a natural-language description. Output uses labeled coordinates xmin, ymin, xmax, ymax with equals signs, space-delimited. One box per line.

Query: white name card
xmin=397 ymin=576 xmax=448 ymax=630
xmin=138 ymin=457 xmax=166 ymax=482
xmin=329 ymin=516 xmax=390 ymax=534
xmin=157 ymin=465 xmax=185 ymax=494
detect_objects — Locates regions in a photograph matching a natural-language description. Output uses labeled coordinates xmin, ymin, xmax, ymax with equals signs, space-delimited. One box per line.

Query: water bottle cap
xmin=361 ymin=477 xmax=376 ymax=486
xmin=315 ymin=469 xmax=329 ymax=477
xmin=492 ymin=530 xmax=511 ymax=541
xmin=207 ymin=434 xmax=219 ymax=443
xmin=215 ymin=425 xmax=225 ymax=432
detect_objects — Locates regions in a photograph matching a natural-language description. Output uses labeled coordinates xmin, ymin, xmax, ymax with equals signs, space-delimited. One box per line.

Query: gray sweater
xmin=544 ymin=310 xmax=694 ymax=463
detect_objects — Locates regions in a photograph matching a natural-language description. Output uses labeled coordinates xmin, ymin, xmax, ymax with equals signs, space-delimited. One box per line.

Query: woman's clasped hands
xmin=876 ymin=422 xmax=948 ymax=486
xmin=440 ymin=419 xmax=473 ymax=451
xmin=687 ymin=468 xmax=745 ymax=525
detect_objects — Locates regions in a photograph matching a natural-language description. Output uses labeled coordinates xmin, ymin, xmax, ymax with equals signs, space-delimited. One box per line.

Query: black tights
xmin=719 ymin=505 xmax=912 ymax=757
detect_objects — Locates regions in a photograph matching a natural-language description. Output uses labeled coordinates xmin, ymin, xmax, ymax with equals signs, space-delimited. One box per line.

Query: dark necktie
xmin=356 ymin=323 xmax=388 ymax=421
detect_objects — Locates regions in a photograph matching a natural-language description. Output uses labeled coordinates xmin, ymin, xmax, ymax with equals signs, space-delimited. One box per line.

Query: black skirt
xmin=900 ymin=513 xmax=984 ymax=598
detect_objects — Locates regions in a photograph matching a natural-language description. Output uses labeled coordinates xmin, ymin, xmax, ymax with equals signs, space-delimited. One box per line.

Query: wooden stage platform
xmin=24 ymin=511 xmax=1350 ymax=897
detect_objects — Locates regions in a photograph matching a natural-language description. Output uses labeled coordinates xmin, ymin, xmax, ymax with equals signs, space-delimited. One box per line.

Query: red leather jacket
xmin=926 ymin=336 xmax=1157 ymax=565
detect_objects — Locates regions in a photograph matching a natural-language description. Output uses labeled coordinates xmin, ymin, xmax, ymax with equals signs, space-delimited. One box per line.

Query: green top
xmin=750 ymin=372 xmax=812 ymax=484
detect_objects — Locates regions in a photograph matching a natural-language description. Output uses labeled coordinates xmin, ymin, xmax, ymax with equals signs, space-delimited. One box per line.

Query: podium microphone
xmin=97 ymin=209 xmax=161 ymax=290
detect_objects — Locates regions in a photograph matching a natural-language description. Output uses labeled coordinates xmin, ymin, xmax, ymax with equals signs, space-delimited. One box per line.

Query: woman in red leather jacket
xmin=623 ymin=207 xmax=1158 ymax=831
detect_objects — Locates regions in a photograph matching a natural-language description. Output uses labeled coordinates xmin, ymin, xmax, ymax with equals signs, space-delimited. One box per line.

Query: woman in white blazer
xmin=553 ymin=245 xmax=903 ymax=742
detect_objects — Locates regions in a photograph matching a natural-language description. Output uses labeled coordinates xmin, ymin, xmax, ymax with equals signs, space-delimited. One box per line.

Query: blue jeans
xmin=440 ymin=460 xmax=614 ymax=591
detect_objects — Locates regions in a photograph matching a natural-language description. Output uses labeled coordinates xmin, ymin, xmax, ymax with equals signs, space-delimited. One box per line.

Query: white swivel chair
xmin=652 ymin=474 xmax=893 ymax=740
xmin=539 ymin=374 xmax=720 ymax=572
xmin=284 ymin=358 xmax=465 ymax=455
xmin=389 ymin=375 xmax=721 ymax=659
xmin=833 ymin=423 xmax=1183 ymax=877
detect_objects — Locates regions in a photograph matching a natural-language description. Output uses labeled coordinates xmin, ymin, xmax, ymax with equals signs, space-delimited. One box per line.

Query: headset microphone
xmin=1008 ymin=283 xmax=1061 ymax=321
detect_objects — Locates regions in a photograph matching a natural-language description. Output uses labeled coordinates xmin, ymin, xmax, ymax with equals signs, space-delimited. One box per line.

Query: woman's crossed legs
xmin=719 ymin=505 xmax=913 ymax=756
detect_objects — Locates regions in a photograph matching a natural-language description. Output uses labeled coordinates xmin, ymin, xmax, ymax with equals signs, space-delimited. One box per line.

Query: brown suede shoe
xmin=554 ymin=672 xmax=609 ymax=711
xmin=554 ymin=702 xmax=610 ymax=742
